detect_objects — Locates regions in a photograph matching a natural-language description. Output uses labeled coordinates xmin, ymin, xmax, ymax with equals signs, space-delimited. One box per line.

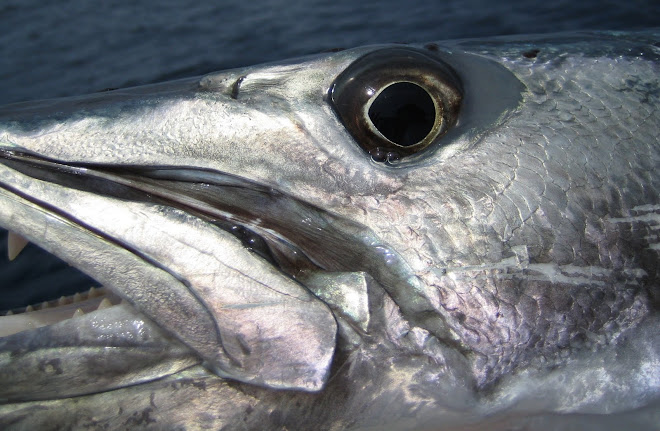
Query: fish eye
xmin=330 ymin=48 xmax=462 ymax=164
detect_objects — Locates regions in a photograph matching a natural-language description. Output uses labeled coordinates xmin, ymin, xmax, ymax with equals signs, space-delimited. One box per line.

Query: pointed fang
xmin=7 ymin=231 xmax=29 ymax=261
xmin=97 ymin=298 xmax=112 ymax=310
xmin=58 ymin=296 xmax=72 ymax=306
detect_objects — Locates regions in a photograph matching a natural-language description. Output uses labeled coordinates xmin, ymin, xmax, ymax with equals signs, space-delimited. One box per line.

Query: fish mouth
xmin=0 ymin=150 xmax=308 ymax=330
xmin=0 ymin=148 xmax=320 ymax=319
xmin=1 ymin=146 xmax=389 ymax=394
xmin=0 ymin=148 xmax=328 ymax=285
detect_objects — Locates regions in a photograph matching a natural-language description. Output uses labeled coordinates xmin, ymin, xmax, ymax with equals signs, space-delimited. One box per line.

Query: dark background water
xmin=3 ymin=0 xmax=660 ymax=105
xmin=1 ymin=0 xmax=659 ymax=308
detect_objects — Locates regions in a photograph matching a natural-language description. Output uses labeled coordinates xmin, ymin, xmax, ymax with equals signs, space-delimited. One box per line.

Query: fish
xmin=0 ymin=30 xmax=658 ymax=430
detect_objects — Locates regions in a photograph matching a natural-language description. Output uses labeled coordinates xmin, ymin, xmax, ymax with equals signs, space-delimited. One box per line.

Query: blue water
xmin=0 ymin=0 xmax=659 ymax=307
xmin=2 ymin=0 xmax=659 ymax=104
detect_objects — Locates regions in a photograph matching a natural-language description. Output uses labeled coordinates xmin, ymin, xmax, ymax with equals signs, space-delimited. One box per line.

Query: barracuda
xmin=0 ymin=30 xmax=658 ymax=430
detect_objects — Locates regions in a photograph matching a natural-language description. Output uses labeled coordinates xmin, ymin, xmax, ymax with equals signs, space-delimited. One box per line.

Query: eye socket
xmin=330 ymin=48 xmax=462 ymax=164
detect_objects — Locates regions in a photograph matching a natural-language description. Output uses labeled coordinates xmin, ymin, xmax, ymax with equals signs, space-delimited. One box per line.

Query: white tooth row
xmin=0 ymin=287 xmax=122 ymax=338
xmin=4 ymin=286 xmax=109 ymax=315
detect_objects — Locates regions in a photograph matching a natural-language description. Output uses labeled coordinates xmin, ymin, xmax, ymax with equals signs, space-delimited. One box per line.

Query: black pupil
xmin=368 ymin=82 xmax=435 ymax=147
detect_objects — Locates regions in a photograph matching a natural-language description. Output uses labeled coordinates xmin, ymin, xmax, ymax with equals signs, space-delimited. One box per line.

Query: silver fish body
xmin=0 ymin=30 xmax=658 ymax=430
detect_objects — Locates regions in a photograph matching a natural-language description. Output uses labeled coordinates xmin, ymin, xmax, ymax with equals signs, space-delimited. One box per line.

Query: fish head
xmin=0 ymin=30 xmax=658 ymax=429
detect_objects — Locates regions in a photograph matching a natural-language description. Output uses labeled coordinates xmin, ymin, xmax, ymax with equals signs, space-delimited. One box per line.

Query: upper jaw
xmin=0 ymin=47 xmax=380 ymax=194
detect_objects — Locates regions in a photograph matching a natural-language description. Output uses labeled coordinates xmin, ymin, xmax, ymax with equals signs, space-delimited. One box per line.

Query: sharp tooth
xmin=5 ymin=310 xmax=13 ymax=316
xmin=73 ymin=292 xmax=82 ymax=303
xmin=88 ymin=287 xmax=101 ymax=298
xmin=7 ymin=231 xmax=29 ymax=261
xmin=72 ymin=308 xmax=85 ymax=318
xmin=25 ymin=305 xmax=34 ymax=312
xmin=97 ymin=298 xmax=112 ymax=310
xmin=58 ymin=296 xmax=72 ymax=306
xmin=40 ymin=301 xmax=50 ymax=310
